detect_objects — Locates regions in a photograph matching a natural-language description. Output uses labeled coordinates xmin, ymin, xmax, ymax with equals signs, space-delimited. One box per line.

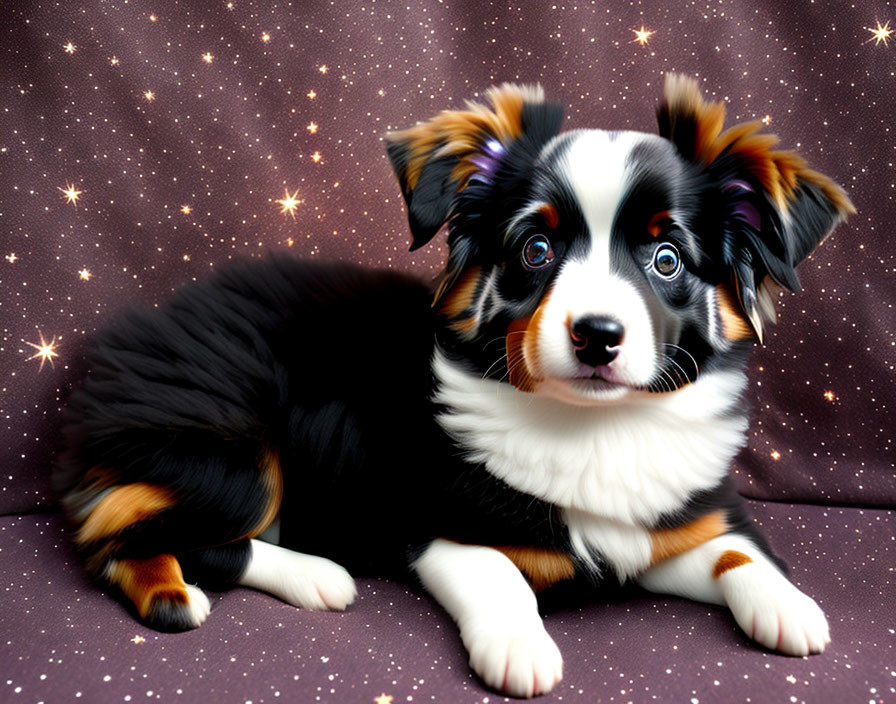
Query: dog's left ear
xmin=657 ymin=74 xmax=855 ymax=341
xmin=386 ymin=84 xmax=564 ymax=251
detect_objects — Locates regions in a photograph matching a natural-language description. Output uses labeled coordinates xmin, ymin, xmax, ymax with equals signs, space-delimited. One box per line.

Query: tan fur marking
xmin=247 ymin=449 xmax=283 ymax=539
xmin=439 ymin=266 xmax=482 ymax=320
xmin=712 ymin=550 xmax=754 ymax=579
xmin=494 ymin=546 xmax=576 ymax=593
xmin=649 ymin=510 xmax=728 ymax=566
xmin=661 ymin=74 xmax=855 ymax=217
xmin=716 ymin=285 xmax=755 ymax=341
xmin=647 ymin=210 xmax=671 ymax=238
xmin=77 ymin=483 xmax=175 ymax=545
xmin=505 ymin=286 xmax=553 ymax=393
xmin=506 ymin=315 xmax=535 ymax=392
xmin=83 ymin=464 xmax=119 ymax=487
xmin=106 ymin=554 xmax=189 ymax=618
xmin=800 ymin=167 xmax=857 ymax=216
xmin=387 ymin=84 xmax=543 ymax=193
xmin=453 ymin=317 xmax=477 ymax=334
xmin=521 ymin=287 xmax=554 ymax=384
xmin=538 ymin=202 xmax=560 ymax=230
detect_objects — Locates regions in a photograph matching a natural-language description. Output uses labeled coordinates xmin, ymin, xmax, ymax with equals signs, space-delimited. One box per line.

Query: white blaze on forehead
xmin=528 ymin=130 xmax=658 ymax=398
xmin=559 ymin=129 xmax=647 ymax=269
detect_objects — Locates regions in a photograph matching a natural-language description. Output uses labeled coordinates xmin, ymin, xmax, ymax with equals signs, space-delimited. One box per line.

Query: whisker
xmin=483 ymin=332 xmax=524 ymax=351
xmin=482 ymin=353 xmax=509 ymax=380
xmin=656 ymin=368 xmax=673 ymax=393
xmin=664 ymin=343 xmax=700 ymax=379
xmin=662 ymin=367 xmax=680 ymax=391
xmin=663 ymin=354 xmax=688 ymax=385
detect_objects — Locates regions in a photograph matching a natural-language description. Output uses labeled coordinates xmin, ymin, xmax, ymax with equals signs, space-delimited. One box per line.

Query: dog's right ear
xmin=386 ymin=84 xmax=564 ymax=251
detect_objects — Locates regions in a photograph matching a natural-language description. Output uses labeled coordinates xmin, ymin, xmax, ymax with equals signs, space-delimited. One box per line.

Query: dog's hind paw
xmin=144 ymin=584 xmax=211 ymax=632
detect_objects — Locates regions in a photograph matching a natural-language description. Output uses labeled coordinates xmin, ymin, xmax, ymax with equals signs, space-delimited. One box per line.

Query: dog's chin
xmin=536 ymin=375 xmax=635 ymax=406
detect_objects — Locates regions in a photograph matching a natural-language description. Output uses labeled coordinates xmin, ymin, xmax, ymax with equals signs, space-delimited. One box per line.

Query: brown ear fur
xmin=658 ymin=74 xmax=855 ymax=340
xmin=385 ymin=84 xmax=557 ymax=251
xmin=658 ymin=74 xmax=854 ymax=216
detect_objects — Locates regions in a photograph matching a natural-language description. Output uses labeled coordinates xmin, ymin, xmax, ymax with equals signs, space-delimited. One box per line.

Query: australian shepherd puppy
xmin=55 ymin=75 xmax=853 ymax=698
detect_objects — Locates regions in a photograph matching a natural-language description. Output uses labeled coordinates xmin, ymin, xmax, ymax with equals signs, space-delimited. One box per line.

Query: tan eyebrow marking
xmin=537 ymin=202 xmax=559 ymax=230
xmin=647 ymin=210 xmax=672 ymax=237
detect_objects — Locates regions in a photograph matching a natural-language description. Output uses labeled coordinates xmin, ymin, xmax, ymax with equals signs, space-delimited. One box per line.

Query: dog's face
xmin=387 ymin=76 xmax=853 ymax=406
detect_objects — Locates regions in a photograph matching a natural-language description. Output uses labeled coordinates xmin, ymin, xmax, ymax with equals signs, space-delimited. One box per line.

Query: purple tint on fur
xmin=484 ymin=138 xmax=505 ymax=155
xmin=466 ymin=138 xmax=506 ymax=183
xmin=725 ymin=179 xmax=762 ymax=230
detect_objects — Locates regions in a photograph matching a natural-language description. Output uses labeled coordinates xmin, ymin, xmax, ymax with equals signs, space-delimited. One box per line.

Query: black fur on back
xmin=55 ymin=255 xmax=565 ymax=580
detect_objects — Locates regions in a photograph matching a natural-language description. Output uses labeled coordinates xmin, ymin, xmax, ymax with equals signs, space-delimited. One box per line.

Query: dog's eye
xmin=651 ymin=243 xmax=681 ymax=278
xmin=522 ymin=235 xmax=555 ymax=270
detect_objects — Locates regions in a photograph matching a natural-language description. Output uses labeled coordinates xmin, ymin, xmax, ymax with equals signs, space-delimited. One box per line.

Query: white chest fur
xmin=433 ymin=351 xmax=750 ymax=577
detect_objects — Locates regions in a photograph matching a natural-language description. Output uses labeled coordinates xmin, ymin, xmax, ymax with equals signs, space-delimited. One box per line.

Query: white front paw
xmin=275 ymin=553 xmax=357 ymax=611
xmin=719 ymin=562 xmax=830 ymax=656
xmin=462 ymin=620 xmax=563 ymax=698
xmin=239 ymin=540 xmax=358 ymax=611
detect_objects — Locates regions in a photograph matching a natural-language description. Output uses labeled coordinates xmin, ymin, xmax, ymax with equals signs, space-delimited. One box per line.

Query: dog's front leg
xmin=412 ymin=539 xmax=563 ymax=698
xmin=637 ymin=533 xmax=830 ymax=655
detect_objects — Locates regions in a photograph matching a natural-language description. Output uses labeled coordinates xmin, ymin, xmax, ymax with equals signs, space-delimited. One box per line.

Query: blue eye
xmin=522 ymin=235 xmax=554 ymax=269
xmin=652 ymin=243 xmax=681 ymax=278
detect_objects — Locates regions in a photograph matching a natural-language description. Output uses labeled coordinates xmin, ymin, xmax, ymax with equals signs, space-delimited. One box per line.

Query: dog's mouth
xmin=532 ymin=365 xmax=639 ymax=405
xmin=569 ymin=364 xmax=631 ymax=387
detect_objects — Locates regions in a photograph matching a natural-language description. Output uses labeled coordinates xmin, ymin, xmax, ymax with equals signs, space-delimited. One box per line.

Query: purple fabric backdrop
xmin=2 ymin=501 xmax=893 ymax=703
xmin=2 ymin=3 xmax=895 ymax=702
xmin=2 ymin=2 xmax=894 ymax=515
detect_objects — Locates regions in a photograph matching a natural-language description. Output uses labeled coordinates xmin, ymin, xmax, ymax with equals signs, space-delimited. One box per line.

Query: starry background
xmin=3 ymin=1 xmax=894 ymax=512
xmin=1 ymin=2 xmax=895 ymax=702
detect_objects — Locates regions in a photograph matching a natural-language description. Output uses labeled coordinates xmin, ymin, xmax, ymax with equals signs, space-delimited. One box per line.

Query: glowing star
xmin=78 ymin=268 xmax=91 ymax=281
xmin=181 ymin=204 xmax=192 ymax=214
xmin=58 ymin=183 xmax=82 ymax=206
xmin=110 ymin=56 xmax=119 ymax=65
xmin=307 ymin=121 xmax=319 ymax=134
xmin=276 ymin=188 xmax=302 ymax=218
xmin=374 ymin=695 xmax=393 ymax=704
xmin=149 ymin=13 xmax=157 ymax=22
xmin=770 ymin=450 xmax=781 ymax=461
xmin=286 ymin=237 xmax=295 ymax=247
xmin=144 ymin=90 xmax=156 ymax=102
xmin=632 ymin=25 xmax=655 ymax=46
xmin=823 ymin=390 xmax=836 ymax=402
xmin=25 ymin=331 xmax=60 ymax=372
xmin=226 ymin=2 xmax=234 ymax=9
xmin=761 ymin=114 xmax=772 ymax=125
xmin=63 ymin=42 xmax=76 ymax=54
xmin=318 ymin=64 xmax=328 ymax=73
xmin=310 ymin=151 xmax=322 ymax=163
xmin=202 ymin=52 xmax=214 ymax=64
xmin=261 ymin=32 xmax=271 ymax=42
xmin=6 ymin=253 xmax=17 ymax=263
xmin=131 ymin=635 xmax=146 ymax=644
xmin=182 ymin=254 xmax=191 ymax=261
xmin=307 ymin=89 xmax=317 ymax=99
xmin=866 ymin=20 xmax=894 ymax=46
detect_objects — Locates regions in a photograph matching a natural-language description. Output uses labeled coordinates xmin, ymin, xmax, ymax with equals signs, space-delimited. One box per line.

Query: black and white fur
xmin=55 ymin=76 xmax=852 ymax=698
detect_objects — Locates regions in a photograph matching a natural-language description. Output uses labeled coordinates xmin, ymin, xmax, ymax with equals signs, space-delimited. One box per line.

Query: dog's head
xmin=386 ymin=76 xmax=854 ymax=406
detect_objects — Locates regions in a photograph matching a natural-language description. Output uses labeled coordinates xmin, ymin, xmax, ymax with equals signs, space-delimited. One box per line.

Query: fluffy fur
xmin=55 ymin=76 xmax=853 ymax=697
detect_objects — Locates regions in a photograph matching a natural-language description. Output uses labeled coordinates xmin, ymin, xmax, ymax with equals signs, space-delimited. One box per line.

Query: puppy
xmin=55 ymin=75 xmax=853 ymax=698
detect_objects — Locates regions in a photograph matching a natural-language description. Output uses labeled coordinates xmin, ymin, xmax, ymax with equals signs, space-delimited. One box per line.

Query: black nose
xmin=571 ymin=316 xmax=624 ymax=366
